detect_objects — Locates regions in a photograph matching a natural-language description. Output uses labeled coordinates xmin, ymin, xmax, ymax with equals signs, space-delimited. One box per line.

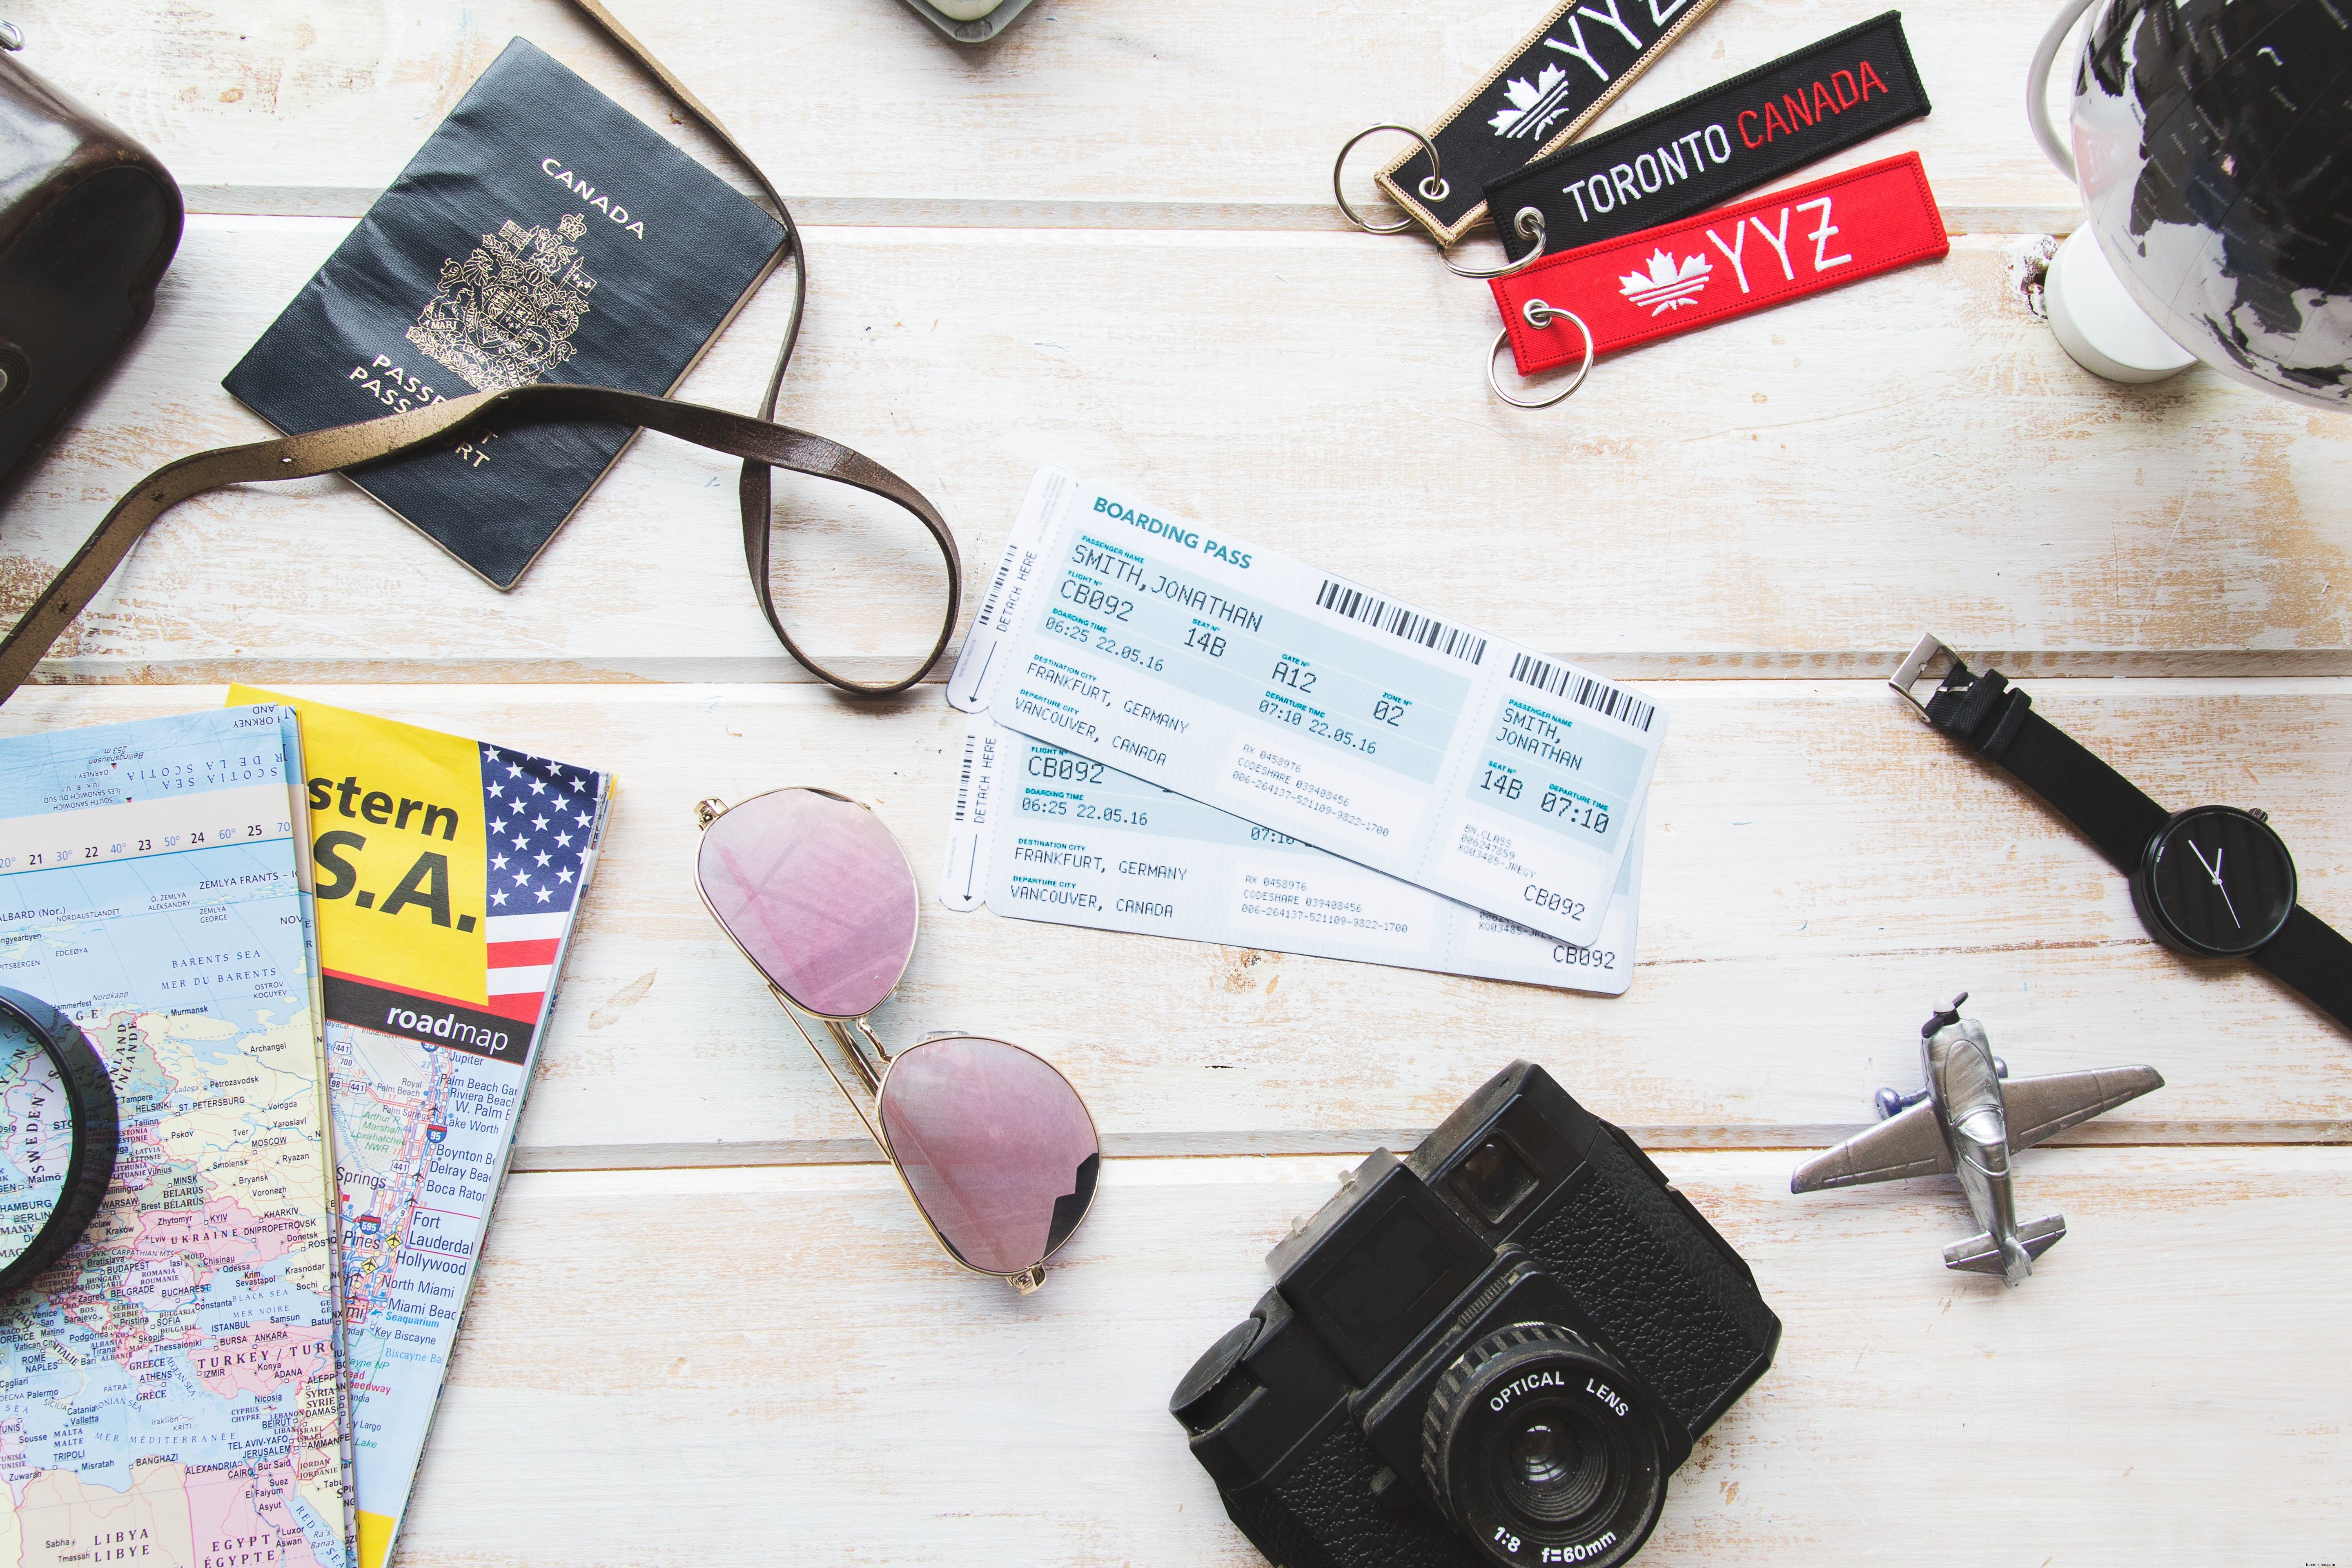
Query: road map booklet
xmin=230 ymin=688 xmax=613 ymax=1568
xmin=0 ymin=705 xmax=355 ymax=1568
xmin=948 ymin=467 xmax=1664 ymax=948
xmin=943 ymin=715 xmax=1642 ymax=994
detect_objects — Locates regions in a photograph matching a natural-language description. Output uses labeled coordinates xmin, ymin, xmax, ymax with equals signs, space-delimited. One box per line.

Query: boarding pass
xmin=942 ymin=716 xmax=1640 ymax=994
xmin=948 ymin=467 xmax=1665 ymax=946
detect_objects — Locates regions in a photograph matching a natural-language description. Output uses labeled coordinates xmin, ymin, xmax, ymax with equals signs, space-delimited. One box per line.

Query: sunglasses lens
xmin=877 ymin=1036 xmax=1100 ymax=1277
xmin=697 ymin=789 xmax=918 ymax=1018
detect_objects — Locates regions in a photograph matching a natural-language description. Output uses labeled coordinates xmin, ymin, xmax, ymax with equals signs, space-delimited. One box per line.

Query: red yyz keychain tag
xmin=1486 ymin=151 xmax=1948 ymax=404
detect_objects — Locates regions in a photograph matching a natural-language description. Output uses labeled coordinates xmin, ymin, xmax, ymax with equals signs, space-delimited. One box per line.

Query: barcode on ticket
xmin=1314 ymin=580 xmax=1489 ymax=666
xmin=1507 ymin=652 xmax=1657 ymax=733
xmin=974 ymin=544 xmax=1021 ymax=629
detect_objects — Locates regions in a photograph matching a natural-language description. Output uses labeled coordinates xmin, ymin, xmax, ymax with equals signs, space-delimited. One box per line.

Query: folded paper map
xmin=0 ymin=705 xmax=352 ymax=1568
xmin=231 ymin=690 xmax=611 ymax=1568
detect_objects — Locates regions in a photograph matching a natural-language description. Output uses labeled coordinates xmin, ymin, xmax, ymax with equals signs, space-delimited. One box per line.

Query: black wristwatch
xmin=1891 ymin=635 xmax=2352 ymax=1033
xmin=0 ymin=985 xmax=119 ymax=1296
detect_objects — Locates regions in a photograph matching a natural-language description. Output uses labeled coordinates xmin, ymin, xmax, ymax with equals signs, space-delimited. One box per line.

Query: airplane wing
xmin=1790 ymin=1102 xmax=1954 ymax=1193
xmin=2003 ymin=1066 xmax=2165 ymax=1151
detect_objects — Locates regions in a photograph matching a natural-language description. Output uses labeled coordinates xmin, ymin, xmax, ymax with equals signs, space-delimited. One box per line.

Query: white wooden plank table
xmin=6 ymin=2 xmax=2348 ymax=1564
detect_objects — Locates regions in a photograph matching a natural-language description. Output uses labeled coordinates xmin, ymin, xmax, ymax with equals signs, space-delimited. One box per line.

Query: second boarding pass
xmin=943 ymin=716 xmax=1640 ymax=993
xmin=949 ymin=467 xmax=1665 ymax=946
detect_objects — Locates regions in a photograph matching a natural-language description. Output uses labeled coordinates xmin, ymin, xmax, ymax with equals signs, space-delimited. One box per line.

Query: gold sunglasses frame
xmin=691 ymin=789 xmax=1100 ymax=1293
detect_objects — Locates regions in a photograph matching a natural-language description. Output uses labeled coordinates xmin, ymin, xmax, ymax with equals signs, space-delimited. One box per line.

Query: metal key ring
xmin=1443 ymin=207 xmax=1548 ymax=280
xmin=1488 ymin=299 xmax=1595 ymax=409
xmin=1333 ymin=124 xmax=1448 ymax=234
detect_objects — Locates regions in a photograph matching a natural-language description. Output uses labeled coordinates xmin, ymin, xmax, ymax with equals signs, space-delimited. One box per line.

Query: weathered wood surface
xmin=36 ymin=0 xmax=2084 ymax=225
xmin=2 ymin=682 xmax=2342 ymax=1163
xmin=11 ymin=0 xmax=2352 ymax=677
xmin=410 ymin=1149 xmax=2352 ymax=1566
xmin=6 ymin=217 xmax=2349 ymax=681
xmin=4 ymin=2 xmax=2349 ymax=1564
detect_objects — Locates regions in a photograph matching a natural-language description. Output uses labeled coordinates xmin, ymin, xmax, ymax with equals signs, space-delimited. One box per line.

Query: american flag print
xmin=479 ymin=744 xmax=605 ymax=1023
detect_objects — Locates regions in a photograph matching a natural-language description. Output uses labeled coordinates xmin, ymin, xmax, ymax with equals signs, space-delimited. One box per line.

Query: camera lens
xmin=1506 ymin=1416 xmax=1606 ymax=1520
xmin=1421 ymin=1324 xmax=1667 ymax=1568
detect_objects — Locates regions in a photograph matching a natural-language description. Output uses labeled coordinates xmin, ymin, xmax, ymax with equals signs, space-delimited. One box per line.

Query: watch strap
xmin=2254 ymin=905 xmax=2352 ymax=1033
xmin=1913 ymin=645 xmax=2352 ymax=1036
xmin=1920 ymin=658 xmax=2169 ymax=871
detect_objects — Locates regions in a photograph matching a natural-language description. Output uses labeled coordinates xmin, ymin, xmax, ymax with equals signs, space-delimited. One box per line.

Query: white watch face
xmin=2144 ymin=806 xmax=2296 ymax=957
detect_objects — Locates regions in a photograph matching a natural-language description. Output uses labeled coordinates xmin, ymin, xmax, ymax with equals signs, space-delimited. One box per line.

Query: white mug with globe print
xmin=2024 ymin=0 xmax=2352 ymax=407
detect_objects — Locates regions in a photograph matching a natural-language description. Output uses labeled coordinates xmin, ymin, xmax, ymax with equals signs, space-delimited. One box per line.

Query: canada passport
xmin=224 ymin=38 xmax=784 ymax=589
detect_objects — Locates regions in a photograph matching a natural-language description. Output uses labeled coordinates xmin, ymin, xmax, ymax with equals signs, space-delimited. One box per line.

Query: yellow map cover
xmin=230 ymin=689 xmax=613 ymax=1568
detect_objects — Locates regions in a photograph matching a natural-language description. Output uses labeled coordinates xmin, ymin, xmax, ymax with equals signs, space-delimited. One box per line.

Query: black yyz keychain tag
xmin=1484 ymin=11 xmax=1931 ymax=261
xmin=1370 ymin=0 xmax=1731 ymax=247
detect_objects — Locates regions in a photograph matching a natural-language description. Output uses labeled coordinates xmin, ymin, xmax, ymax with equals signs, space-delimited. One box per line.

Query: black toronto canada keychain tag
xmin=1483 ymin=11 xmax=1931 ymax=260
xmin=1374 ymin=0 xmax=1732 ymax=246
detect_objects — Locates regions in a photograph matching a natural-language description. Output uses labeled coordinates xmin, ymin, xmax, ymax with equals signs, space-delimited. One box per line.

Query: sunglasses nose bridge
xmin=797 ymin=1006 xmax=886 ymax=1093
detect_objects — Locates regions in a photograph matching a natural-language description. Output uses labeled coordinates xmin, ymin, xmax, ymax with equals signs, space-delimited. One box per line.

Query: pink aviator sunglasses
xmin=693 ymin=788 xmax=1100 ymax=1291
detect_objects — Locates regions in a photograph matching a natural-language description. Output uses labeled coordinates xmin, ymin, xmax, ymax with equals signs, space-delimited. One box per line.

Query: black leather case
xmin=0 ymin=45 xmax=184 ymax=501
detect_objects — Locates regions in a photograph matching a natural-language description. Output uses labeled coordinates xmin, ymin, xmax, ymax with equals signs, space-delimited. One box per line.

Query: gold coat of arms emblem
xmin=407 ymin=210 xmax=597 ymax=392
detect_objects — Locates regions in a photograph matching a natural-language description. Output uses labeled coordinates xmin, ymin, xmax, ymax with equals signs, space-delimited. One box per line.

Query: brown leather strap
xmin=2 ymin=4 xmax=963 ymax=700
xmin=569 ymin=0 xmax=897 ymax=693
xmin=565 ymin=0 xmax=806 ymax=425
xmin=0 ymin=385 xmax=961 ymax=701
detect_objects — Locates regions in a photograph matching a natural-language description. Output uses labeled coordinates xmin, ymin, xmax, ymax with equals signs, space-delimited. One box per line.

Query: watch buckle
xmin=1888 ymin=633 xmax=1960 ymax=719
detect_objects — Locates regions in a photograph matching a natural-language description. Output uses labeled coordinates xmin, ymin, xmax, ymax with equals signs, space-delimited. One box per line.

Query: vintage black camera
xmin=1171 ymin=1062 xmax=1779 ymax=1568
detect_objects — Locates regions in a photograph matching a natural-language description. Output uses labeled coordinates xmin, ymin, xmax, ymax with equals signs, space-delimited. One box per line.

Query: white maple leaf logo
xmin=1617 ymin=249 xmax=1713 ymax=314
xmin=1488 ymin=63 xmax=1573 ymax=140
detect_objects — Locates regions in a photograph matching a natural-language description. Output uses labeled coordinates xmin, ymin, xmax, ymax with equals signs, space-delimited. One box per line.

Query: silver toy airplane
xmin=1791 ymin=995 xmax=2163 ymax=1285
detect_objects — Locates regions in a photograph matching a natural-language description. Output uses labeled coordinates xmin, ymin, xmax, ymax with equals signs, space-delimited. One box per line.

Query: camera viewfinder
xmin=1450 ymin=1136 xmax=1539 ymax=1226
xmin=1278 ymin=1158 xmax=1492 ymax=1381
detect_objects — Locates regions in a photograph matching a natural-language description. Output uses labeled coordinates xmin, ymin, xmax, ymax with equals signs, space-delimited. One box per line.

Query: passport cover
xmin=223 ymin=37 xmax=785 ymax=589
